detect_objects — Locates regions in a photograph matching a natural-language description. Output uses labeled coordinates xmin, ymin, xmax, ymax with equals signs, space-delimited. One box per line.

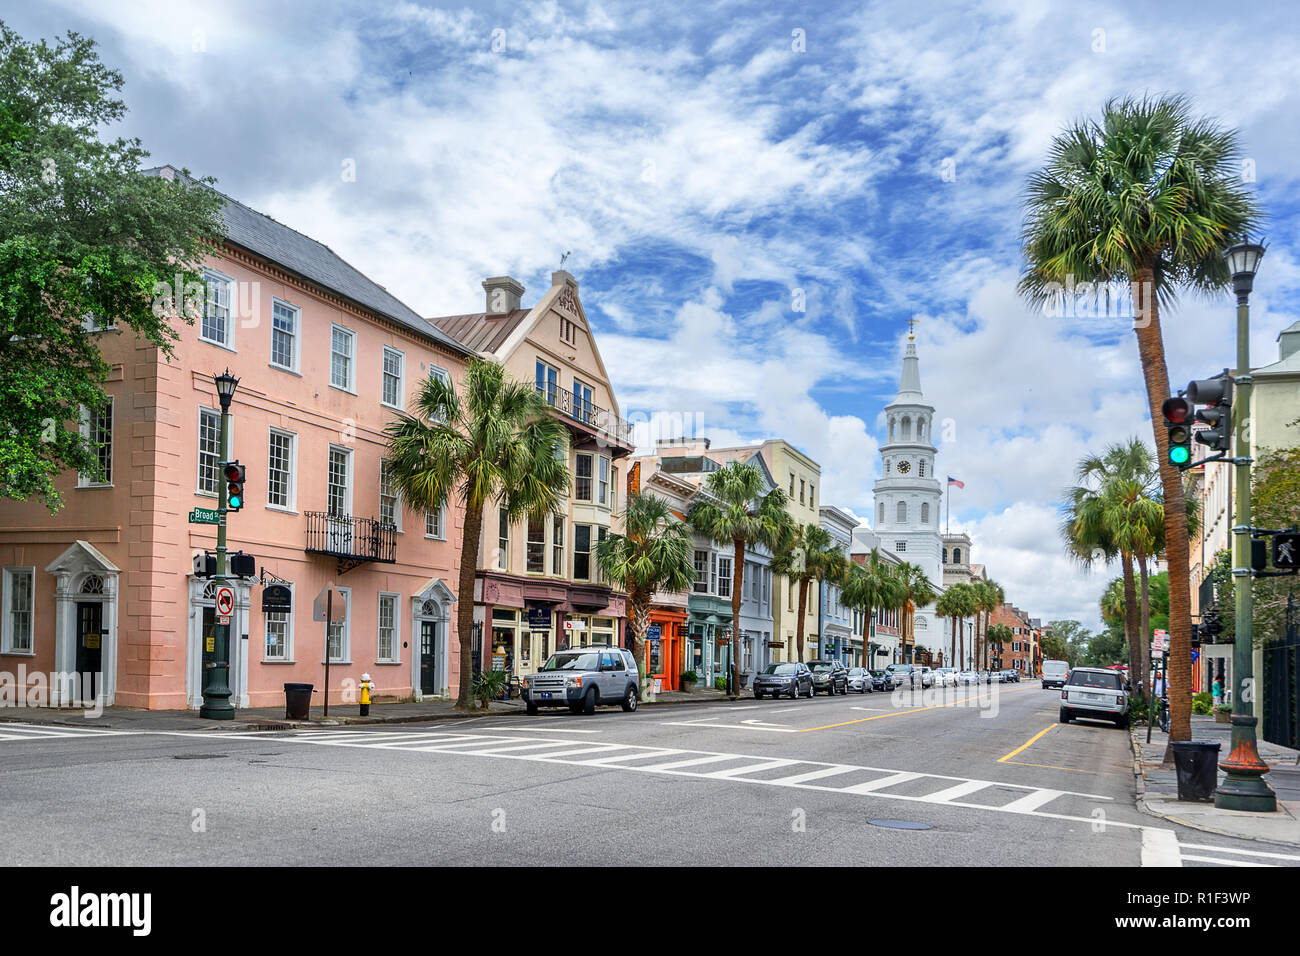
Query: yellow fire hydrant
xmin=359 ymin=672 xmax=374 ymax=717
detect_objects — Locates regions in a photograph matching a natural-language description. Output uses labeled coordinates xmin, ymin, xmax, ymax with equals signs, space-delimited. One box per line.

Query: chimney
xmin=482 ymin=276 xmax=525 ymax=315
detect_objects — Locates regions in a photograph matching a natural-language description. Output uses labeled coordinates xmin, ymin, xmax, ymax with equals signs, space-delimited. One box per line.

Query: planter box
xmin=680 ymin=683 xmax=696 ymax=694
xmin=1214 ymin=711 xmax=1232 ymax=724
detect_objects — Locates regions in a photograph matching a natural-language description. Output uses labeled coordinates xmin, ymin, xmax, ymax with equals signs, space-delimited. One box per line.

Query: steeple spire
xmin=895 ymin=321 xmax=924 ymax=403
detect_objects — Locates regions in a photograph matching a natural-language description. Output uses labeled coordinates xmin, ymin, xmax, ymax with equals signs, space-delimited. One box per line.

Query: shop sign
xmin=262 ymin=584 xmax=292 ymax=613
xmin=645 ymin=624 xmax=662 ymax=641
xmin=527 ymin=606 xmax=553 ymax=630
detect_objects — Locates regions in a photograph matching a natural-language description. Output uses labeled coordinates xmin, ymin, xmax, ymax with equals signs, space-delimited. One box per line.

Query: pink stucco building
xmin=0 ymin=166 xmax=471 ymax=710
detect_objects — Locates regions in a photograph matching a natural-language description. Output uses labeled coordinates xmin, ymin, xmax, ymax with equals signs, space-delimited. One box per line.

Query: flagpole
xmin=946 ymin=481 xmax=950 ymax=536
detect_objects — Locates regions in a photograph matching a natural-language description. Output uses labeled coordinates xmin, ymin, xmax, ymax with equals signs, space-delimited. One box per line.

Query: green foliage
xmin=1041 ymin=620 xmax=1091 ymax=667
xmin=1251 ymin=443 xmax=1300 ymax=644
xmin=1192 ymin=692 xmax=1212 ymax=716
xmin=680 ymin=670 xmax=698 ymax=685
xmin=472 ymin=669 xmax=508 ymax=707
xmin=0 ymin=23 xmax=226 ymax=510
xmin=713 ymin=676 xmax=727 ymax=691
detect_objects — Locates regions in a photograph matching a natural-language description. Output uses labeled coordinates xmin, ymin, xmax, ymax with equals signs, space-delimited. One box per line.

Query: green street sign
xmin=189 ymin=508 xmax=220 ymax=525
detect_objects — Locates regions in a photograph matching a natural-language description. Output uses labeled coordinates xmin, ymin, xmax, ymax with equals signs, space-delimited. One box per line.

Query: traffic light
xmin=192 ymin=552 xmax=216 ymax=578
xmin=229 ymin=551 xmax=256 ymax=578
xmin=1188 ymin=376 xmax=1233 ymax=453
xmin=1251 ymin=538 xmax=1268 ymax=572
xmin=1274 ymin=532 xmax=1300 ymax=570
xmin=222 ymin=461 xmax=245 ymax=511
xmin=1161 ymin=396 xmax=1193 ymax=469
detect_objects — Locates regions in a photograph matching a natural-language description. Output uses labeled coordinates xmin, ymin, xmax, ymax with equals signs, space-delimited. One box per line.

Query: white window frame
xmin=1 ymin=567 xmax=36 ymax=655
xmin=263 ymin=583 xmax=295 ymax=662
xmin=77 ymin=396 xmax=113 ymax=487
xmin=380 ymin=459 xmax=402 ymax=532
xmin=325 ymin=586 xmax=351 ymax=664
xmin=573 ymin=524 xmax=594 ymax=582
xmin=598 ymin=456 xmax=610 ymax=506
xmin=327 ymin=444 xmax=354 ymax=518
xmin=552 ymin=514 xmax=565 ymax=575
xmin=330 ymin=323 xmax=356 ymax=393
xmin=270 ymin=297 xmax=300 ymax=373
xmin=526 ymin=515 xmax=546 ymax=574
xmin=716 ymin=556 xmax=732 ymax=598
xmin=575 ymin=453 xmax=593 ymax=501
xmin=200 ymin=268 xmax=235 ymax=350
xmin=497 ymin=507 xmax=509 ymax=571
xmin=381 ymin=346 xmax=405 ymax=410
xmin=425 ymin=506 xmax=446 ymax=540
xmin=377 ymin=591 xmax=401 ymax=664
xmin=266 ymin=427 xmax=298 ymax=512
xmin=197 ymin=406 xmax=225 ymax=497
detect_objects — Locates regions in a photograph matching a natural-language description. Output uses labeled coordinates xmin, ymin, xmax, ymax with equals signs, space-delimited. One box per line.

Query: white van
xmin=1042 ymin=659 xmax=1070 ymax=690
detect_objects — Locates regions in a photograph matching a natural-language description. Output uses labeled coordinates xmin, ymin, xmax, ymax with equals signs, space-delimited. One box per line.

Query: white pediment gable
xmin=45 ymin=540 xmax=121 ymax=576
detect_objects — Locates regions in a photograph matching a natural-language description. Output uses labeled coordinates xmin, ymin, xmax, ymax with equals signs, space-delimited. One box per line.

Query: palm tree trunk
xmin=1120 ymin=551 xmax=1140 ymax=693
xmin=1132 ymin=268 xmax=1193 ymax=750
xmin=731 ymin=538 xmax=745 ymax=697
xmin=454 ymin=503 xmax=484 ymax=710
xmin=628 ymin=589 xmax=651 ymax=691
xmin=1138 ymin=555 xmax=1151 ymax=695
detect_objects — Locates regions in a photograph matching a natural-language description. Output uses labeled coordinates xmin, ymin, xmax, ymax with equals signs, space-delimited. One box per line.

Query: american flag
xmin=947 ymin=476 xmax=965 ymax=489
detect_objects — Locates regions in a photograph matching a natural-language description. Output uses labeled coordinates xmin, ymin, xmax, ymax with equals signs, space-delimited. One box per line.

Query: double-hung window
xmin=497 ymin=507 xmax=509 ymax=570
xmin=526 ymin=517 xmax=545 ymax=573
xmin=330 ymin=325 xmax=355 ymax=391
xmin=382 ymin=347 xmax=404 ymax=408
xmin=551 ymin=515 xmax=565 ymax=575
xmin=572 ymin=378 xmax=593 ymax=425
xmin=1 ymin=567 xmax=34 ymax=654
xmin=425 ymin=507 xmax=445 ymax=540
xmin=379 ymin=460 xmax=400 ymax=530
xmin=201 ymin=269 xmax=234 ymax=348
xmin=264 ymin=585 xmax=293 ymax=661
xmin=197 ymin=408 xmax=222 ymax=495
xmin=267 ymin=429 xmax=295 ymax=510
xmin=78 ymin=397 xmax=113 ymax=487
xmin=598 ymin=456 xmax=609 ymax=506
xmin=573 ymin=526 xmax=593 ymax=581
xmin=693 ymin=551 xmax=708 ymax=593
xmin=716 ymin=556 xmax=732 ymax=598
xmin=377 ymin=592 xmax=399 ymax=663
xmin=575 ymin=454 xmax=593 ymax=501
xmin=270 ymin=299 xmax=299 ymax=371
xmin=326 ymin=587 xmax=351 ymax=662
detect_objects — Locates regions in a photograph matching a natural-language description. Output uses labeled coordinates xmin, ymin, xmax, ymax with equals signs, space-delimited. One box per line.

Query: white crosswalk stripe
xmin=270 ymin=728 xmax=1119 ymax=823
xmin=0 ymin=723 xmax=125 ymax=741
xmin=1178 ymin=841 xmax=1300 ymax=868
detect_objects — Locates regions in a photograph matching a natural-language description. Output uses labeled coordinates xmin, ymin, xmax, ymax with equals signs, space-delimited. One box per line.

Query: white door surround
xmin=411 ymin=577 xmax=454 ymax=700
xmin=45 ymin=540 xmax=120 ymax=707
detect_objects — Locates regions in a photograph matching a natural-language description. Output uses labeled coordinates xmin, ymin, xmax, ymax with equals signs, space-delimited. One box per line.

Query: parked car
xmin=810 ymin=660 xmax=850 ymax=695
xmin=846 ymin=667 xmax=875 ymax=693
xmin=918 ymin=666 xmax=935 ymax=688
xmin=870 ymin=669 xmax=897 ymax=691
xmin=957 ymin=670 xmax=980 ymax=685
xmin=932 ymin=668 xmax=958 ymax=687
xmin=753 ymin=662 xmax=813 ymax=699
xmin=1041 ymin=659 xmax=1070 ymax=690
xmin=886 ymin=664 xmax=920 ymax=688
xmin=522 ymin=645 xmax=640 ymax=715
xmin=1059 ymin=666 xmax=1128 ymax=727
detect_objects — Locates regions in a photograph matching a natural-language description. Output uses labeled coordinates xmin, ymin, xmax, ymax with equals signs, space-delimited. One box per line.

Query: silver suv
xmin=1059 ymin=666 xmax=1128 ymax=728
xmin=522 ymin=645 xmax=640 ymax=716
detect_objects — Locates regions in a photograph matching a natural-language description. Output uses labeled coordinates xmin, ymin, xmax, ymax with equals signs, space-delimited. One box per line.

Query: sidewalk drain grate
xmin=868 ymin=819 xmax=932 ymax=830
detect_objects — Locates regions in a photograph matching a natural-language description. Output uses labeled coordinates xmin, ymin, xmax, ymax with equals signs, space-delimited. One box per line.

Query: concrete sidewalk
xmin=1131 ymin=714 xmax=1300 ymax=846
xmin=0 ymin=685 xmax=734 ymax=732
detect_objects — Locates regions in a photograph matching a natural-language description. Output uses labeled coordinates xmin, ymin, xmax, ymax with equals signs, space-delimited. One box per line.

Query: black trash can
xmin=1171 ymin=740 xmax=1221 ymax=802
xmin=284 ymin=682 xmax=313 ymax=720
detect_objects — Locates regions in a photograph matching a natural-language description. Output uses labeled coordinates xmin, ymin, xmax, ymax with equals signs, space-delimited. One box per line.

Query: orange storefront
xmin=645 ymin=607 xmax=688 ymax=691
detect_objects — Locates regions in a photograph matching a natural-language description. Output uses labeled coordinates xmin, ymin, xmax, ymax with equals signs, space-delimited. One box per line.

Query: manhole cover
xmin=868 ymin=819 xmax=932 ymax=830
xmin=172 ymin=754 xmax=228 ymax=760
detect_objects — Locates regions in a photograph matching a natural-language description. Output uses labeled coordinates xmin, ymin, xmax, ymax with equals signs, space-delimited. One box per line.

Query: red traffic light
xmin=1161 ymin=396 xmax=1191 ymax=424
xmin=223 ymin=462 xmax=243 ymax=483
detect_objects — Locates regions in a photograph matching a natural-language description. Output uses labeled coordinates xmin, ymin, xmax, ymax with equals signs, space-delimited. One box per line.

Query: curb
xmin=1128 ymin=726 xmax=1300 ymax=849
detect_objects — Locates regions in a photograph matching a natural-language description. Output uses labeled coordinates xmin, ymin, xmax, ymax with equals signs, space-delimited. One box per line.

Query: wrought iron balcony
xmin=305 ymin=511 xmax=398 ymax=574
xmin=535 ymin=382 xmax=634 ymax=451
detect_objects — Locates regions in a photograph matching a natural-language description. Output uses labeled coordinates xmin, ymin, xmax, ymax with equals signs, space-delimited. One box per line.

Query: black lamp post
xmin=200 ymin=369 xmax=239 ymax=720
xmin=1214 ymin=241 xmax=1275 ymax=811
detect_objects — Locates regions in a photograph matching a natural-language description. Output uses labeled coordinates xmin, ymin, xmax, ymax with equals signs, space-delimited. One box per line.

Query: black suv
xmin=809 ymin=660 xmax=850 ymax=695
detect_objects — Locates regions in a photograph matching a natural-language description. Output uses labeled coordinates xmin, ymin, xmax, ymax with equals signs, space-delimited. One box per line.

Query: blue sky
xmin=8 ymin=0 xmax=1300 ymax=629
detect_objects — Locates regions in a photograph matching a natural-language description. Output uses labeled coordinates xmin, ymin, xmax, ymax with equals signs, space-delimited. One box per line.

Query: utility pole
xmin=1215 ymin=242 xmax=1276 ymax=812
xmin=201 ymin=370 xmax=239 ymax=720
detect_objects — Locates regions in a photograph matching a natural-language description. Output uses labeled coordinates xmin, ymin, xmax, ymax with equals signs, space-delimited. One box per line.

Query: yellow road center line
xmin=798 ymin=684 xmax=1033 ymax=733
xmin=998 ymin=724 xmax=1056 ymax=763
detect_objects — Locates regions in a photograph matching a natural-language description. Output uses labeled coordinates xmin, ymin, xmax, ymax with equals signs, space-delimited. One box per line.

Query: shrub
xmin=680 ymin=670 xmax=698 ymax=685
xmin=1192 ymin=692 xmax=1212 ymax=716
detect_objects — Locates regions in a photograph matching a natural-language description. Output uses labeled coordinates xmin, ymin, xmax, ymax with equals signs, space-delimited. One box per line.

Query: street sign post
xmin=314 ymin=586 xmax=345 ymax=717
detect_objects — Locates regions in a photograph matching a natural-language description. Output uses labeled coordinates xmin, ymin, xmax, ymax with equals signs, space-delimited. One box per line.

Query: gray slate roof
xmin=144 ymin=166 xmax=469 ymax=356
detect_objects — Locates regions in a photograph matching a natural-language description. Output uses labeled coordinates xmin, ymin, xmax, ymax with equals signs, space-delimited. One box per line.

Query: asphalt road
xmin=2 ymin=681 xmax=1297 ymax=867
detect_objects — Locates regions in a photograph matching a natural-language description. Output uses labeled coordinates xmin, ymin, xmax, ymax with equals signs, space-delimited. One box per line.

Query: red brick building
xmin=988 ymin=603 xmax=1039 ymax=675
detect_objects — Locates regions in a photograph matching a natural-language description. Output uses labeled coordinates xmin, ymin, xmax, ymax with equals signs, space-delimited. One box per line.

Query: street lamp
xmin=200 ymin=369 xmax=239 ymax=720
xmin=1214 ymin=240 xmax=1276 ymax=812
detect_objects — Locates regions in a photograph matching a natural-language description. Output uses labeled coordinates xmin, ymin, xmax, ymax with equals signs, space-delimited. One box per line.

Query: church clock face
xmin=896 ymin=459 xmax=911 ymax=474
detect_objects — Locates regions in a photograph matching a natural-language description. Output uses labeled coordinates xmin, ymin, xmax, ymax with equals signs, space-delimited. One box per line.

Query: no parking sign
xmin=216 ymin=586 xmax=234 ymax=624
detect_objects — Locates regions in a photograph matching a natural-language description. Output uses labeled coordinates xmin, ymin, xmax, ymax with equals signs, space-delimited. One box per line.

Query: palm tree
xmin=971 ymin=579 xmax=1004 ymax=670
xmin=936 ymin=583 xmax=976 ymax=669
xmin=1021 ymin=94 xmax=1259 ymax=744
xmin=842 ymin=550 xmax=904 ymax=668
xmin=987 ymin=623 xmax=1014 ymax=669
xmin=688 ymin=461 xmax=791 ymax=695
xmin=384 ymin=358 xmax=570 ymax=710
xmin=895 ymin=562 xmax=936 ymax=665
xmin=771 ymin=523 xmax=846 ymax=662
xmin=596 ymin=491 xmax=698 ymax=695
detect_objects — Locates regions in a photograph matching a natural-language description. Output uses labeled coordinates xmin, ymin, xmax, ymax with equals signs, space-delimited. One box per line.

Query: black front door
xmin=75 ymin=602 xmax=103 ymax=701
xmin=420 ymin=620 xmax=438 ymax=695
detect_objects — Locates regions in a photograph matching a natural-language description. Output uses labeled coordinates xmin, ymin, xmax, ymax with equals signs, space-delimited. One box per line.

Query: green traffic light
xmin=1169 ymin=446 xmax=1190 ymax=465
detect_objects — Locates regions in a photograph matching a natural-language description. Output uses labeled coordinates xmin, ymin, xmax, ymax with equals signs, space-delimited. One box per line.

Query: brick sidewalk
xmin=1132 ymin=714 xmax=1300 ymax=845
xmin=0 ymin=685 xmax=734 ymax=731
